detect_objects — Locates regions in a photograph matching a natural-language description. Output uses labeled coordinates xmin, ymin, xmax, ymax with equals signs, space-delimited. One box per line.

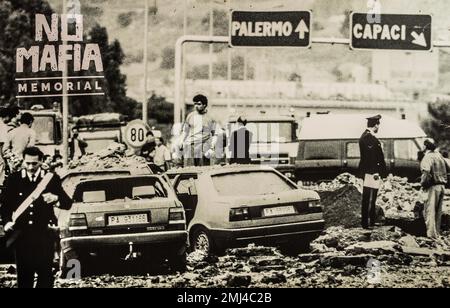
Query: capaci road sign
xmin=350 ymin=13 xmax=432 ymax=51
xmin=230 ymin=11 xmax=311 ymax=48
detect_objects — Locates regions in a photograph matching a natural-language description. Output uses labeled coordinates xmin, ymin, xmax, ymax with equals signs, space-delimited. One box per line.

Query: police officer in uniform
xmin=359 ymin=115 xmax=387 ymax=229
xmin=0 ymin=147 xmax=72 ymax=288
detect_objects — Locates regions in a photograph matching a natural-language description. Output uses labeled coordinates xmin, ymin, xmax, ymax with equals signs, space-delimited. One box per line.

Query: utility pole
xmin=181 ymin=0 xmax=188 ymax=122
xmin=62 ymin=0 xmax=69 ymax=167
xmin=143 ymin=0 xmax=149 ymax=124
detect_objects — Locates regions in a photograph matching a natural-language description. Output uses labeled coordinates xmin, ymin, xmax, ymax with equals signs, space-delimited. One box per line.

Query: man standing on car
xmin=420 ymin=139 xmax=448 ymax=238
xmin=180 ymin=94 xmax=218 ymax=167
xmin=359 ymin=115 xmax=387 ymax=229
xmin=1 ymin=147 xmax=72 ymax=288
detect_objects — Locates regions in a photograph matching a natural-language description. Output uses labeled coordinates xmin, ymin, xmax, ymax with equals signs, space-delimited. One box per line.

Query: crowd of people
xmin=138 ymin=94 xmax=253 ymax=171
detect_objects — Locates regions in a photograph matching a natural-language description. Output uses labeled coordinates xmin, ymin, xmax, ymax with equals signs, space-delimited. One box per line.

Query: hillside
xmin=46 ymin=0 xmax=450 ymax=102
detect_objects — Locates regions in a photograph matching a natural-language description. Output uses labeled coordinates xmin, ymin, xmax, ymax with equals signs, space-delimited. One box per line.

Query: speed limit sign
xmin=124 ymin=120 xmax=148 ymax=148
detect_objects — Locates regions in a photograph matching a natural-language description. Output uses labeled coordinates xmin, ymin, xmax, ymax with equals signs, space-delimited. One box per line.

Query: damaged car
xmin=167 ymin=165 xmax=325 ymax=255
xmin=57 ymin=173 xmax=188 ymax=275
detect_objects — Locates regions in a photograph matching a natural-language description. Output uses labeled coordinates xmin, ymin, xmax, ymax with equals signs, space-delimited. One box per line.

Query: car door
xmin=174 ymin=175 xmax=199 ymax=225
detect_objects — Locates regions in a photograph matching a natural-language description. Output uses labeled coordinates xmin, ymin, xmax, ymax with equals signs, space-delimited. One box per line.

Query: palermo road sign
xmin=230 ymin=11 xmax=311 ymax=48
xmin=350 ymin=13 xmax=432 ymax=51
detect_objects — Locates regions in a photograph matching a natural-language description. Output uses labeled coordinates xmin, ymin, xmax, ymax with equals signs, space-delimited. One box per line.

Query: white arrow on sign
xmin=295 ymin=19 xmax=309 ymax=39
xmin=411 ymin=31 xmax=427 ymax=47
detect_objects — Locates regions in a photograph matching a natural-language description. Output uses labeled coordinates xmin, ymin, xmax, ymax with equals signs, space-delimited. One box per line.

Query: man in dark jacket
xmin=229 ymin=116 xmax=253 ymax=165
xmin=359 ymin=115 xmax=387 ymax=229
xmin=1 ymin=147 xmax=72 ymax=288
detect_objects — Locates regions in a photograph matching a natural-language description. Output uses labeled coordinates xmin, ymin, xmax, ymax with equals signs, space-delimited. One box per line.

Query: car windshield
xmin=230 ymin=122 xmax=294 ymax=143
xmin=32 ymin=116 xmax=55 ymax=144
xmin=74 ymin=177 xmax=167 ymax=203
xmin=212 ymin=171 xmax=295 ymax=196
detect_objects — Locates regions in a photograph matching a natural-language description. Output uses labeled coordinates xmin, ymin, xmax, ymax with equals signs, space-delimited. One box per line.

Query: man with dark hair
xmin=1 ymin=146 xmax=72 ymax=288
xmin=3 ymin=112 xmax=36 ymax=158
xmin=229 ymin=116 xmax=253 ymax=165
xmin=180 ymin=94 xmax=218 ymax=167
xmin=421 ymin=139 xmax=448 ymax=238
xmin=140 ymin=130 xmax=156 ymax=163
xmin=359 ymin=115 xmax=387 ymax=229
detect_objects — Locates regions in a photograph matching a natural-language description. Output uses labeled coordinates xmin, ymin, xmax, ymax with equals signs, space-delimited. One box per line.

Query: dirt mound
xmin=319 ymin=185 xmax=362 ymax=228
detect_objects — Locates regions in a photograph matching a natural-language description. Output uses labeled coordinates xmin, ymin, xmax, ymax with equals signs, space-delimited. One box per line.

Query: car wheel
xmin=192 ymin=227 xmax=213 ymax=255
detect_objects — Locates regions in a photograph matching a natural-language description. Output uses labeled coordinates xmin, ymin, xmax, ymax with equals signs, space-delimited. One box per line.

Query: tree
xmin=70 ymin=25 xmax=139 ymax=119
xmin=147 ymin=93 xmax=173 ymax=124
xmin=423 ymin=101 xmax=450 ymax=151
xmin=0 ymin=0 xmax=55 ymax=107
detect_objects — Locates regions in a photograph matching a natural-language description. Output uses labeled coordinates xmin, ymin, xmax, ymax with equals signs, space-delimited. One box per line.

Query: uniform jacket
xmin=358 ymin=129 xmax=387 ymax=178
xmin=0 ymin=169 xmax=72 ymax=234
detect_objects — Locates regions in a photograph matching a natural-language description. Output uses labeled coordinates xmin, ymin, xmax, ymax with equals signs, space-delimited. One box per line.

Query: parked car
xmin=167 ymin=165 xmax=324 ymax=255
xmin=57 ymin=173 xmax=188 ymax=275
xmin=295 ymin=114 xmax=427 ymax=183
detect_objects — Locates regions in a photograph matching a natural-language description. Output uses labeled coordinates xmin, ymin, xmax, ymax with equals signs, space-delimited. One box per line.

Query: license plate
xmin=108 ymin=214 xmax=148 ymax=226
xmin=263 ymin=206 xmax=296 ymax=217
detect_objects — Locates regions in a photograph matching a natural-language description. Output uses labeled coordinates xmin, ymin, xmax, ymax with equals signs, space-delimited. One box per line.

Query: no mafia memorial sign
xmin=230 ymin=11 xmax=311 ymax=48
xmin=350 ymin=13 xmax=432 ymax=51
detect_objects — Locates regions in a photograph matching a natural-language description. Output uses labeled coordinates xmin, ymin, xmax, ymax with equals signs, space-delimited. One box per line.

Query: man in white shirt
xmin=180 ymin=95 xmax=218 ymax=167
xmin=4 ymin=112 xmax=36 ymax=158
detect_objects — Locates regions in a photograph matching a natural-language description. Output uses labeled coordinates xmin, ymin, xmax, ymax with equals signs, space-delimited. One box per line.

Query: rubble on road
xmin=312 ymin=227 xmax=450 ymax=263
xmin=2 ymin=232 xmax=450 ymax=288
xmin=67 ymin=142 xmax=151 ymax=174
xmin=305 ymin=173 xmax=450 ymax=232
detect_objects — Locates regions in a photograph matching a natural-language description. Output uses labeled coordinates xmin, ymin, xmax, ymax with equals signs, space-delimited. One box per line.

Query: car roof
xmin=299 ymin=114 xmax=427 ymax=140
xmin=75 ymin=174 xmax=163 ymax=186
xmin=167 ymin=164 xmax=276 ymax=176
xmin=59 ymin=169 xmax=131 ymax=180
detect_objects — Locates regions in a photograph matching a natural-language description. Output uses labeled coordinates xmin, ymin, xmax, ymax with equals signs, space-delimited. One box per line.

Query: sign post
xmin=350 ymin=13 xmax=432 ymax=51
xmin=230 ymin=11 xmax=311 ymax=48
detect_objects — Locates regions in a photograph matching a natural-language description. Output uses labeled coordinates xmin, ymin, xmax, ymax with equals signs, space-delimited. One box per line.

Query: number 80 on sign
xmin=125 ymin=120 xmax=148 ymax=148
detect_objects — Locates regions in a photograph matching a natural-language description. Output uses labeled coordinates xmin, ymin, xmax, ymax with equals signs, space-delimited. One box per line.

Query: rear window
xmin=74 ymin=177 xmax=167 ymax=203
xmin=304 ymin=141 xmax=340 ymax=160
xmin=212 ymin=171 xmax=294 ymax=196
xmin=62 ymin=172 xmax=131 ymax=197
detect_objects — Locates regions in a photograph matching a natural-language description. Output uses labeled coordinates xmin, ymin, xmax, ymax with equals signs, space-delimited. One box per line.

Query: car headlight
xmin=308 ymin=200 xmax=322 ymax=209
